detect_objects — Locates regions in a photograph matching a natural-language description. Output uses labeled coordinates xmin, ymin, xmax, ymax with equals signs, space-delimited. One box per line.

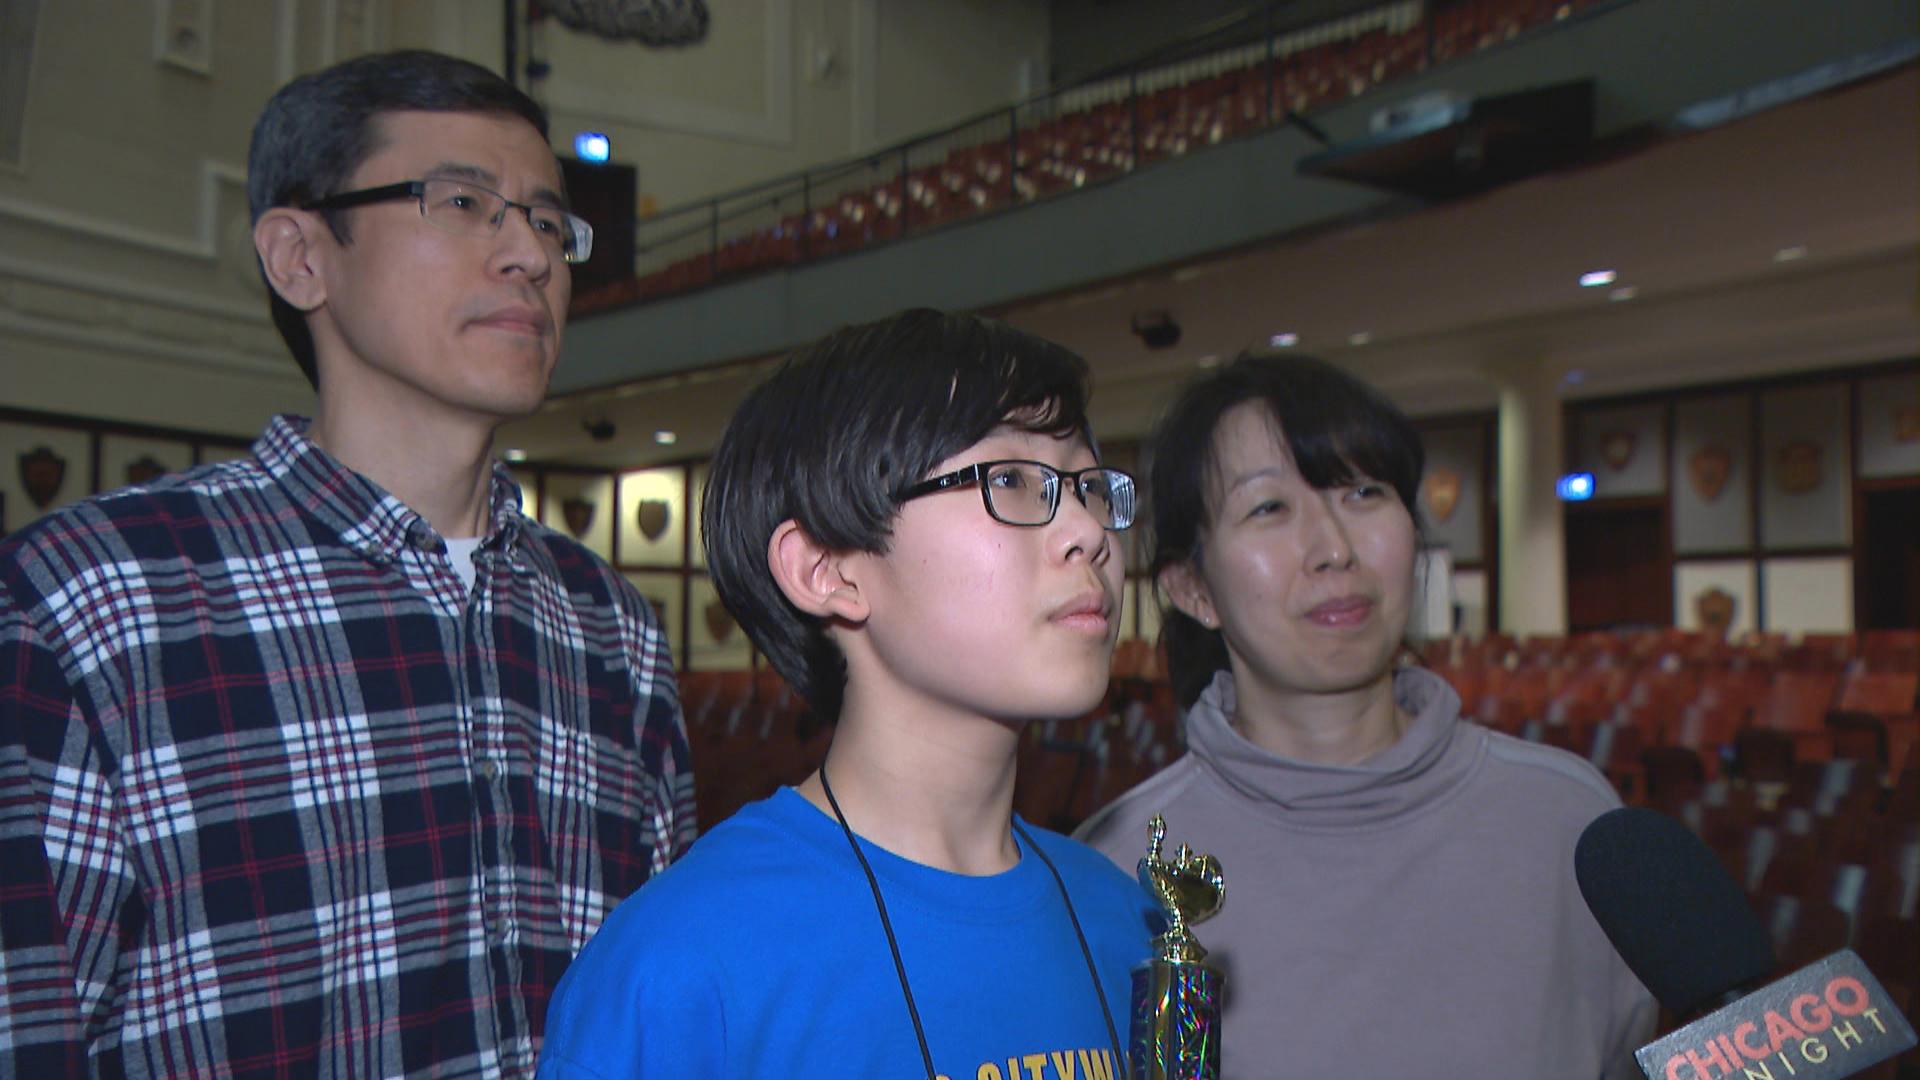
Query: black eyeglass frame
xmin=303 ymin=179 xmax=594 ymax=264
xmin=897 ymin=459 xmax=1138 ymax=531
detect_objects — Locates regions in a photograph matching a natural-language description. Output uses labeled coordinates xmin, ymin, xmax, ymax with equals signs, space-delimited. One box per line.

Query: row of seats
xmin=1429 ymin=631 xmax=1920 ymax=790
xmin=676 ymin=665 xmax=1179 ymax=835
xmin=572 ymin=0 xmax=1604 ymax=315
xmin=680 ymin=629 xmax=1920 ymax=834
xmin=679 ymin=629 xmax=1919 ymax=1067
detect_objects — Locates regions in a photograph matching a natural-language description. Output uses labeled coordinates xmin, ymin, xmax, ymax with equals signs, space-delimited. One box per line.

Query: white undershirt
xmin=443 ymin=536 xmax=484 ymax=594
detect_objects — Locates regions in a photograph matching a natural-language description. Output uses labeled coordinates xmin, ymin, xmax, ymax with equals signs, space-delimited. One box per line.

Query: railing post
xmin=1006 ymin=106 xmax=1018 ymax=203
xmin=1129 ymin=70 xmax=1140 ymax=170
xmin=1423 ymin=0 xmax=1434 ymax=68
xmin=899 ymin=144 xmax=911 ymax=236
xmin=1265 ymin=3 xmax=1277 ymax=126
xmin=800 ymin=172 xmax=812 ymax=261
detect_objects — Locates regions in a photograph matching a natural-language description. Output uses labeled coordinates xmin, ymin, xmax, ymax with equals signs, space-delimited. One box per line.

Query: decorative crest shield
xmin=1894 ymin=404 xmax=1920 ymax=444
xmin=704 ymin=598 xmax=735 ymax=644
xmin=1775 ymin=442 xmax=1822 ymax=495
xmin=1688 ymin=445 xmax=1732 ymax=503
xmin=18 ymin=446 xmax=67 ymax=510
xmin=1423 ymin=467 xmax=1462 ymax=525
xmin=125 ymin=456 xmax=169 ymax=486
xmin=636 ymin=498 xmax=671 ymax=542
xmin=562 ymin=496 xmax=596 ymax=538
xmin=1694 ymin=587 xmax=1735 ymax=636
xmin=1599 ymin=430 xmax=1636 ymax=472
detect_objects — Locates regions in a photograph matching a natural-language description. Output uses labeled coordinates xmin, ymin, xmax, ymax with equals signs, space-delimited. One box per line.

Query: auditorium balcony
xmin=547 ymin=0 xmax=1919 ymax=398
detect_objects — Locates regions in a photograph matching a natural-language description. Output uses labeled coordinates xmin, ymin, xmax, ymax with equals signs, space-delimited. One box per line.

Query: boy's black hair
xmin=1148 ymin=353 xmax=1427 ymax=707
xmin=246 ymin=49 xmax=551 ymax=389
xmin=703 ymin=309 xmax=1096 ymax=721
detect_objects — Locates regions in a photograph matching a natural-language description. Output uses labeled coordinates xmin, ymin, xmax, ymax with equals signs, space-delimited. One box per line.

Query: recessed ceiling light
xmin=1197 ymin=354 xmax=1221 ymax=369
xmin=503 ymin=448 xmax=528 ymax=463
xmin=653 ymin=430 xmax=678 ymax=446
xmin=1773 ymin=245 xmax=1809 ymax=263
xmin=1270 ymin=332 xmax=1299 ymax=348
xmin=1579 ymin=269 xmax=1617 ymax=288
xmin=1608 ymin=285 xmax=1638 ymax=302
xmin=1348 ymin=331 xmax=1373 ymax=346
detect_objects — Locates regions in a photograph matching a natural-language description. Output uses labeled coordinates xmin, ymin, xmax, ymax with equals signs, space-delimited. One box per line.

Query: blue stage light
xmin=1557 ymin=472 xmax=1596 ymax=501
xmin=574 ymin=132 xmax=611 ymax=163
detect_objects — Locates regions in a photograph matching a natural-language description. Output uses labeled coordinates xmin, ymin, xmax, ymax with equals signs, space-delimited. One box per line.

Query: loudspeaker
xmin=559 ymin=157 xmax=637 ymax=295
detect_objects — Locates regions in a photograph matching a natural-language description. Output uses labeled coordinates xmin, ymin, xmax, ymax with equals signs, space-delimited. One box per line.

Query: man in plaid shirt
xmin=0 ymin=51 xmax=695 ymax=1078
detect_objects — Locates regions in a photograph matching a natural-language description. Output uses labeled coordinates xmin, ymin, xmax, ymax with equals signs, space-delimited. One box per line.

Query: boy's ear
xmin=768 ymin=520 xmax=868 ymax=624
xmin=1158 ymin=561 xmax=1220 ymax=630
xmin=254 ymin=208 xmax=329 ymax=312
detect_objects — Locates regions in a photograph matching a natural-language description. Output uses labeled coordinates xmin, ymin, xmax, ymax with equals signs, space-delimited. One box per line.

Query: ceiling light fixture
xmin=653 ymin=430 xmax=678 ymax=446
xmin=1270 ymin=332 xmax=1299 ymax=348
xmin=504 ymin=448 xmax=529 ymax=463
xmin=1579 ymin=269 xmax=1617 ymax=287
xmin=1197 ymin=354 xmax=1221 ymax=368
xmin=1773 ymin=245 xmax=1808 ymax=263
xmin=1348 ymin=331 xmax=1373 ymax=346
xmin=1609 ymin=286 xmax=1638 ymax=302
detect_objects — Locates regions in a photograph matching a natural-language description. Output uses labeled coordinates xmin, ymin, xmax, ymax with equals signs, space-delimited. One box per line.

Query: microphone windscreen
xmin=1574 ymin=806 xmax=1775 ymax=1017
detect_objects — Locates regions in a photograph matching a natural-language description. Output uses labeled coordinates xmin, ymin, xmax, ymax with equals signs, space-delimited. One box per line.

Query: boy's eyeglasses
xmin=898 ymin=460 xmax=1137 ymax=531
xmin=304 ymin=178 xmax=594 ymax=264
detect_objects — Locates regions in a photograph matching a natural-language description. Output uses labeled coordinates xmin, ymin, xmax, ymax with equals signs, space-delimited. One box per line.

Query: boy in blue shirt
xmin=538 ymin=309 xmax=1156 ymax=1079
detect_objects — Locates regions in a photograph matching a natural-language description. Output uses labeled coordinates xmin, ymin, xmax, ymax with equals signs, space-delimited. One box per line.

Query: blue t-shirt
xmin=538 ymin=787 xmax=1157 ymax=1079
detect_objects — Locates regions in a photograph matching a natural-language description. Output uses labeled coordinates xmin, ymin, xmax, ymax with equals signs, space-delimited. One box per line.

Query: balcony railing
xmin=572 ymin=0 xmax=1606 ymax=317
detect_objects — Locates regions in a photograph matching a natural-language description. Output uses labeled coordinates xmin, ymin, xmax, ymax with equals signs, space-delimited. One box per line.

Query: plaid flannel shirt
xmin=0 ymin=416 xmax=695 ymax=1079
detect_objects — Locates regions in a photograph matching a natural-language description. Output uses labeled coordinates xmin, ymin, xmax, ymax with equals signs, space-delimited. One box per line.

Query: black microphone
xmin=1575 ymin=807 xmax=1916 ymax=1079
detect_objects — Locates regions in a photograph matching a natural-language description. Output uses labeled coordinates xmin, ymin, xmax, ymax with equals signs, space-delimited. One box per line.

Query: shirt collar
xmin=254 ymin=414 xmax=528 ymax=565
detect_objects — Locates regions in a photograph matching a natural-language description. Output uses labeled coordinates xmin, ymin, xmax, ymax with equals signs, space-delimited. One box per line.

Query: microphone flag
xmin=1634 ymin=949 xmax=1915 ymax=1080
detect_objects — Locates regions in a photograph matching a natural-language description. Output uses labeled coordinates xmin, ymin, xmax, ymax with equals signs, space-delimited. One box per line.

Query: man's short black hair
xmin=247 ymin=49 xmax=550 ymax=389
xmin=1148 ymin=353 xmax=1427 ymax=707
xmin=702 ymin=309 xmax=1096 ymax=721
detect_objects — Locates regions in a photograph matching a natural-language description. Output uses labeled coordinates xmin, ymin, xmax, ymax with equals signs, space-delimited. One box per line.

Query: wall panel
xmin=1762 ymin=557 xmax=1853 ymax=633
xmin=1857 ymin=370 xmax=1920 ymax=478
xmin=1573 ymin=402 xmax=1666 ymax=497
xmin=1419 ymin=424 xmax=1486 ymax=564
xmin=1673 ymin=559 xmax=1757 ymax=637
xmin=1759 ymin=383 xmax=1850 ymax=550
xmin=1671 ymin=393 xmax=1752 ymax=554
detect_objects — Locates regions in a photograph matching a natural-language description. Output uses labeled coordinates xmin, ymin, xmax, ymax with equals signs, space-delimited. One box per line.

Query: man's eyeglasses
xmin=899 ymin=460 xmax=1137 ymax=531
xmin=305 ymin=178 xmax=594 ymax=265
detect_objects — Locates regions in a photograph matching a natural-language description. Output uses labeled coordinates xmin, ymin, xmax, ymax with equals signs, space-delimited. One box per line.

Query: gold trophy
xmin=1131 ymin=815 xmax=1225 ymax=1080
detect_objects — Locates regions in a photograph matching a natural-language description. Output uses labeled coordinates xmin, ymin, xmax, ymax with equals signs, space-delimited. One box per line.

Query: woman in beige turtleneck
xmin=1080 ymin=353 xmax=1654 ymax=1078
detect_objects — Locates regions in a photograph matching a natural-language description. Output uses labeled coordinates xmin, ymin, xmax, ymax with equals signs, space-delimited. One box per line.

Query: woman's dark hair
xmin=702 ymin=309 xmax=1095 ymax=721
xmin=1149 ymin=353 xmax=1426 ymax=707
xmin=246 ymin=50 xmax=550 ymax=389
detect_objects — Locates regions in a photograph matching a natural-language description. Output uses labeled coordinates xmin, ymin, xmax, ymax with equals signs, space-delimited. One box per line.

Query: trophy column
xmin=1130 ymin=815 xmax=1225 ymax=1080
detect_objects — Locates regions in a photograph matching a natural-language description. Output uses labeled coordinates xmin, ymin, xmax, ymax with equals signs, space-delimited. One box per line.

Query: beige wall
xmin=0 ymin=0 xmax=1049 ymax=438
xmin=0 ymin=1 xmax=321 ymax=437
xmin=430 ymin=0 xmax=1048 ymax=210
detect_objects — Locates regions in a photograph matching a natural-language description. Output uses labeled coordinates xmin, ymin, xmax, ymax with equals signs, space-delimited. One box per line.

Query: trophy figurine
xmin=1130 ymin=814 xmax=1225 ymax=1080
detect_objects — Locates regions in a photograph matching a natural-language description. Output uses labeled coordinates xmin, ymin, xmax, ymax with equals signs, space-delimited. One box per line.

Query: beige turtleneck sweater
xmin=1079 ymin=666 xmax=1655 ymax=1079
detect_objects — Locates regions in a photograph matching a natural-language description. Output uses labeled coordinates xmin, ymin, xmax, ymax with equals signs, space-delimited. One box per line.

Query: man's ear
xmin=1158 ymin=561 xmax=1219 ymax=630
xmin=253 ymin=208 xmax=329 ymax=312
xmin=768 ymin=520 xmax=868 ymax=624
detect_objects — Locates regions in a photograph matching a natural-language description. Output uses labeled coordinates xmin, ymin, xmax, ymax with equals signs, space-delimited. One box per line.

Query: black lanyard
xmin=818 ymin=765 xmax=1126 ymax=1079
